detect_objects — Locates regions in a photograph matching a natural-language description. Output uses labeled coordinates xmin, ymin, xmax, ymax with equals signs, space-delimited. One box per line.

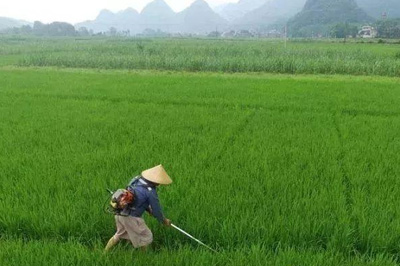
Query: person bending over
xmin=105 ymin=165 xmax=172 ymax=251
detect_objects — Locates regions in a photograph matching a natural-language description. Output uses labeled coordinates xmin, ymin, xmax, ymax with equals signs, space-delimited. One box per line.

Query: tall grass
xmin=0 ymin=37 xmax=399 ymax=76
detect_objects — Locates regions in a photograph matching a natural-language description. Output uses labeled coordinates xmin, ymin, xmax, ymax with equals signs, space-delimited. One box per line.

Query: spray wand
xmin=171 ymin=223 xmax=218 ymax=253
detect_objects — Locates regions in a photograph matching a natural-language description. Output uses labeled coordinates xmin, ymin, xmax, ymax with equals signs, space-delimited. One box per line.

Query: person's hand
xmin=163 ymin=218 xmax=171 ymax=227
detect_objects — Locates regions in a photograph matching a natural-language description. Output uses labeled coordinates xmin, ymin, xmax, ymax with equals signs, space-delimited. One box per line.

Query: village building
xmin=358 ymin=26 xmax=377 ymax=38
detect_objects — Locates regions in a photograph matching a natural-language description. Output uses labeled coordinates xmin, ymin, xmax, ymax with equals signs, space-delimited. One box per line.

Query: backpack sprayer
xmin=104 ymin=188 xmax=133 ymax=216
xmin=104 ymin=187 xmax=217 ymax=252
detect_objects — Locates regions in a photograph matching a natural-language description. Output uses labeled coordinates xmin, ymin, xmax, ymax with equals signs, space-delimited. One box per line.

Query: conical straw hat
xmin=141 ymin=165 xmax=172 ymax=185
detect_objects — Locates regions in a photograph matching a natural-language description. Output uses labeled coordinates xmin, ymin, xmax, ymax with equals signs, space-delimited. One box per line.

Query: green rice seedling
xmin=1 ymin=40 xmax=400 ymax=264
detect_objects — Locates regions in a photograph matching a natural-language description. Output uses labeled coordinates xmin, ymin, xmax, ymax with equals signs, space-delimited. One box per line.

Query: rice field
xmin=0 ymin=36 xmax=399 ymax=76
xmin=1 ymin=37 xmax=400 ymax=265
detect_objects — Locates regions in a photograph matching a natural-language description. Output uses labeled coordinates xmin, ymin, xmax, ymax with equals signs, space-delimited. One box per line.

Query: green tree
xmin=330 ymin=23 xmax=358 ymax=38
xmin=33 ymin=21 xmax=76 ymax=36
xmin=78 ymin=27 xmax=90 ymax=36
xmin=376 ymin=19 xmax=400 ymax=38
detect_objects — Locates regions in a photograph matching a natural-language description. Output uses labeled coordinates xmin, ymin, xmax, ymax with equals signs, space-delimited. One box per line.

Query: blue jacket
xmin=123 ymin=176 xmax=165 ymax=223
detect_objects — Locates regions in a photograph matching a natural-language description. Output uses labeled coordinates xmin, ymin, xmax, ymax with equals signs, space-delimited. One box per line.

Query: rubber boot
xmin=104 ymin=236 xmax=119 ymax=252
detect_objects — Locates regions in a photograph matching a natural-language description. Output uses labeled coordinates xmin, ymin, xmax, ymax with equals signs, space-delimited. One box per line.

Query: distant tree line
xmin=1 ymin=21 xmax=96 ymax=37
xmin=375 ymin=19 xmax=400 ymax=38
xmin=2 ymin=21 xmax=136 ymax=37
xmin=328 ymin=19 xmax=400 ymax=39
xmin=32 ymin=21 xmax=75 ymax=36
xmin=329 ymin=23 xmax=359 ymax=38
xmin=2 ymin=19 xmax=400 ymax=39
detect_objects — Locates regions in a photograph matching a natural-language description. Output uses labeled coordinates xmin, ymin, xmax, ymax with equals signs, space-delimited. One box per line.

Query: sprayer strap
xmin=138 ymin=178 xmax=148 ymax=185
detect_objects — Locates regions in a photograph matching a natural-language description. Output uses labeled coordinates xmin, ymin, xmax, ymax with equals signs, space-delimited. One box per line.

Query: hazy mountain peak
xmin=238 ymin=0 xmax=266 ymax=5
xmin=288 ymin=0 xmax=372 ymax=36
xmin=296 ymin=0 xmax=371 ymax=22
xmin=116 ymin=7 xmax=140 ymax=23
xmin=186 ymin=0 xmax=217 ymax=12
xmin=98 ymin=9 xmax=114 ymax=16
xmin=215 ymin=0 xmax=268 ymax=21
xmin=0 ymin=16 xmax=31 ymax=30
xmin=191 ymin=0 xmax=209 ymax=7
xmin=232 ymin=0 xmax=305 ymax=28
xmin=118 ymin=8 xmax=139 ymax=15
xmin=96 ymin=9 xmax=115 ymax=21
xmin=178 ymin=0 xmax=227 ymax=33
xmin=183 ymin=0 xmax=224 ymax=15
xmin=140 ymin=0 xmax=176 ymax=28
xmin=141 ymin=0 xmax=174 ymax=14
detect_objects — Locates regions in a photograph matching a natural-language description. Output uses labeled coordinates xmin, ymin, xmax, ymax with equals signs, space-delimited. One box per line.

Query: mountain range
xmin=2 ymin=0 xmax=400 ymax=35
xmin=0 ymin=17 xmax=31 ymax=30
xmin=76 ymin=0 xmax=228 ymax=34
xmin=288 ymin=0 xmax=372 ymax=36
xmin=220 ymin=0 xmax=397 ymax=29
xmin=77 ymin=0 xmax=399 ymax=35
xmin=177 ymin=0 xmax=228 ymax=33
xmin=230 ymin=0 xmax=306 ymax=29
xmin=215 ymin=0 xmax=267 ymax=22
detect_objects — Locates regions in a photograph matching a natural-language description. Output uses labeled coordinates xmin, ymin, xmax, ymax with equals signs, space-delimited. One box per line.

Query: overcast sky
xmin=0 ymin=0 xmax=238 ymax=24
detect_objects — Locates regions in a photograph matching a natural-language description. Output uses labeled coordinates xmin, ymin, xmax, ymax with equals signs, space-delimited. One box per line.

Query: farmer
xmin=105 ymin=165 xmax=172 ymax=251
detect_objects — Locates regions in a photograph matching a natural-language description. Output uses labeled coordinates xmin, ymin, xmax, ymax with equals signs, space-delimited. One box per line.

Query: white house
xmin=358 ymin=26 xmax=377 ymax=38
